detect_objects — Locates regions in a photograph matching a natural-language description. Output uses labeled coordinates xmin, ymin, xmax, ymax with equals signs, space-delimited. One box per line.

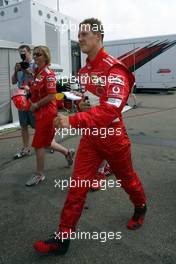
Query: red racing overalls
xmin=58 ymin=48 xmax=146 ymax=235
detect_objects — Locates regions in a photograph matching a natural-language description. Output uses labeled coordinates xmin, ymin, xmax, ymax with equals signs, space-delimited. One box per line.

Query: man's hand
xmin=78 ymin=100 xmax=91 ymax=112
xmin=14 ymin=63 xmax=21 ymax=72
xmin=23 ymin=68 xmax=34 ymax=77
xmin=54 ymin=114 xmax=70 ymax=128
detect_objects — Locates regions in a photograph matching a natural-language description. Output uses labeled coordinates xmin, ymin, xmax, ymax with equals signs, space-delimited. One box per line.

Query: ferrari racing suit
xmin=58 ymin=47 xmax=147 ymax=235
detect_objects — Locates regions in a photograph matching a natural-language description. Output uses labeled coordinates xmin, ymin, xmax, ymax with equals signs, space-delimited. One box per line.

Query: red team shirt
xmin=31 ymin=64 xmax=57 ymax=148
xmin=31 ymin=64 xmax=57 ymax=120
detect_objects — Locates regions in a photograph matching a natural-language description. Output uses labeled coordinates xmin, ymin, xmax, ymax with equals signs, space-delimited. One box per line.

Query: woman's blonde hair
xmin=33 ymin=45 xmax=51 ymax=65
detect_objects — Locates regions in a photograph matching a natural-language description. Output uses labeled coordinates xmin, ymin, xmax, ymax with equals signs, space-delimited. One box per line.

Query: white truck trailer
xmin=104 ymin=34 xmax=176 ymax=91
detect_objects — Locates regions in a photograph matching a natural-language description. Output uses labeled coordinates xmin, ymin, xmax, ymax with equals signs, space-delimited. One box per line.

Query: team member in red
xmin=26 ymin=46 xmax=75 ymax=186
xmin=33 ymin=19 xmax=147 ymax=254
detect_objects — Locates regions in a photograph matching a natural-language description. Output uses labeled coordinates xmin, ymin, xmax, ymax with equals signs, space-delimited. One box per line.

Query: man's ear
xmin=97 ymin=32 xmax=103 ymax=42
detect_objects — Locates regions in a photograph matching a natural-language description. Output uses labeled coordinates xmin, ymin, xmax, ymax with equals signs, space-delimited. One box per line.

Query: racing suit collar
xmin=34 ymin=64 xmax=47 ymax=77
xmin=86 ymin=47 xmax=107 ymax=69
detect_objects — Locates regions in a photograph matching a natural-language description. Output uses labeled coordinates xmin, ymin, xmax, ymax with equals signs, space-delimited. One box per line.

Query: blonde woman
xmin=26 ymin=46 xmax=74 ymax=186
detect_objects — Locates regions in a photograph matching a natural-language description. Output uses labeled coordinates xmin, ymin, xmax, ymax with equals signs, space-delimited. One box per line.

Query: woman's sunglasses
xmin=33 ymin=52 xmax=43 ymax=57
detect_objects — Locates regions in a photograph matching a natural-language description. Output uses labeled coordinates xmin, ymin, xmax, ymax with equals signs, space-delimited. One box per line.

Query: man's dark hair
xmin=18 ymin=44 xmax=31 ymax=53
xmin=79 ymin=18 xmax=104 ymax=41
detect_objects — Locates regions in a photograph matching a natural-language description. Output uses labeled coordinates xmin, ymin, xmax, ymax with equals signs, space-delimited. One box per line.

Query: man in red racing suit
xmin=33 ymin=18 xmax=147 ymax=255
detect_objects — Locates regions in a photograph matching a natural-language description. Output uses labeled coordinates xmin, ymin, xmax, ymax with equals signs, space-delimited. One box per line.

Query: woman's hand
xmin=30 ymin=102 xmax=39 ymax=112
xmin=54 ymin=114 xmax=70 ymax=128
xmin=72 ymin=91 xmax=83 ymax=97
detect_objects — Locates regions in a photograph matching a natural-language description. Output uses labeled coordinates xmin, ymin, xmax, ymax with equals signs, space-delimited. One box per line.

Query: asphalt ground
xmin=0 ymin=92 xmax=176 ymax=264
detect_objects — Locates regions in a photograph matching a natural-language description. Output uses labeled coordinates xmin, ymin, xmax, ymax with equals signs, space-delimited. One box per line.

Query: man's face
xmin=78 ymin=24 xmax=102 ymax=54
xmin=19 ymin=48 xmax=31 ymax=61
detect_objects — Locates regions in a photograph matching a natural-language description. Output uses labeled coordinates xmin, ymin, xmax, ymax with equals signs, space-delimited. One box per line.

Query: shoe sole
xmin=127 ymin=213 xmax=146 ymax=230
xmin=33 ymin=243 xmax=69 ymax=255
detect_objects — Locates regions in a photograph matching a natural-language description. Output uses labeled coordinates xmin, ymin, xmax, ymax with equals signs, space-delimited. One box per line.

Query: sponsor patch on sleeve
xmin=107 ymin=82 xmax=124 ymax=98
xmin=107 ymin=98 xmax=122 ymax=108
xmin=108 ymin=74 xmax=125 ymax=86
xmin=47 ymin=76 xmax=55 ymax=82
xmin=46 ymin=75 xmax=56 ymax=89
xmin=47 ymin=82 xmax=56 ymax=89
